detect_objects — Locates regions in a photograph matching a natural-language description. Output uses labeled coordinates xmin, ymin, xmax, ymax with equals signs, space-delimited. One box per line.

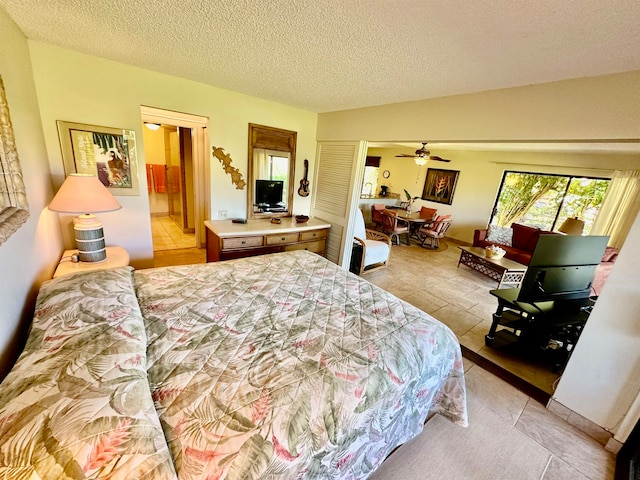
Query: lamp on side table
xmin=48 ymin=174 xmax=122 ymax=263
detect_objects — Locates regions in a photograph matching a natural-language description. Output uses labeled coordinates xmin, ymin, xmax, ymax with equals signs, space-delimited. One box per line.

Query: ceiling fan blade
xmin=429 ymin=155 xmax=451 ymax=162
xmin=395 ymin=154 xmax=417 ymax=158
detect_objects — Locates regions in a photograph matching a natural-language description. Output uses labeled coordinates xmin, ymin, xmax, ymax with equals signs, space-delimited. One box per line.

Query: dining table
xmin=395 ymin=210 xmax=431 ymax=242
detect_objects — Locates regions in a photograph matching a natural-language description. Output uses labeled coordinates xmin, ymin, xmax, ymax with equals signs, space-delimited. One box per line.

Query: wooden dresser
xmin=204 ymin=217 xmax=331 ymax=262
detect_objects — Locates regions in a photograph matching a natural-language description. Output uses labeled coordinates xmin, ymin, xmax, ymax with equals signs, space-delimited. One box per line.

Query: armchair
xmin=353 ymin=208 xmax=392 ymax=274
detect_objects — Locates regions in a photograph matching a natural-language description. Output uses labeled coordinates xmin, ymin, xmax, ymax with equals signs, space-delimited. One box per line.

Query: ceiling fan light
xmin=414 ymin=157 xmax=427 ymax=166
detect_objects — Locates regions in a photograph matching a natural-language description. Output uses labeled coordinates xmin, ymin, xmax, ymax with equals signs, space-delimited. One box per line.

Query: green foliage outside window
xmin=491 ymin=171 xmax=610 ymax=234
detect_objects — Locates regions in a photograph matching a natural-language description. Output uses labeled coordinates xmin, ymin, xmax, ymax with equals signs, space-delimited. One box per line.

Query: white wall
xmin=555 ymin=213 xmax=640 ymax=440
xmin=0 ymin=8 xmax=64 ymax=378
xmin=318 ymin=73 xmax=640 ymax=438
xmin=28 ymin=42 xmax=318 ymax=268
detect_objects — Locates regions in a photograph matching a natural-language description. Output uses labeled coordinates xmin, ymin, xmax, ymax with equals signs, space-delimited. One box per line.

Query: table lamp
xmin=558 ymin=217 xmax=585 ymax=235
xmin=48 ymin=174 xmax=122 ymax=262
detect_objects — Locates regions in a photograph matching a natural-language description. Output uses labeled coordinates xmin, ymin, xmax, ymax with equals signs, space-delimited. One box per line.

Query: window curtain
xmin=591 ymin=170 xmax=640 ymax=248
xmin=255 ymin=149 xmax=270 ymax=180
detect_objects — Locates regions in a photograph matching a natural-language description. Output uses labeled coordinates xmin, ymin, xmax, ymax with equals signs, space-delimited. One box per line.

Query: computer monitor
xmin=517 ymin=234 xmax=609 ymax=303
xmin=255 ymin=179 xmax=284 ymax=207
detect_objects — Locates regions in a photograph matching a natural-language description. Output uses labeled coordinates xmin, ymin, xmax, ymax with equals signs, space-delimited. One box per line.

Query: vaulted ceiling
xmin=2 ymin=0 xmax=640 ymax=113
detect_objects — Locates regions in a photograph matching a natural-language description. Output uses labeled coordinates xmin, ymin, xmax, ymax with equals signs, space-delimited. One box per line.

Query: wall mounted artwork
xmin=421 ymin=168 xmax=460 ymax=205
xmin=57 ymin=121 xmax=140 ymax=195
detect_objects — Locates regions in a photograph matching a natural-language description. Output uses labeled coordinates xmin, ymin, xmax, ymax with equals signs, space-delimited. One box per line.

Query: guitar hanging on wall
xmin=298 ymin=159 xmax=310 ymax=197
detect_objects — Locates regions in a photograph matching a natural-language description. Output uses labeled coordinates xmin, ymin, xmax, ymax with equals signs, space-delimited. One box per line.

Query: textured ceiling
xmin=2 ymin=0 xmax=640 ymax=113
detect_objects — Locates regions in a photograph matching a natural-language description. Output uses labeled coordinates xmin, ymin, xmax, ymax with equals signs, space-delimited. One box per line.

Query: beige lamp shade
xmin=49 ymin=174 xmax=122 ymax=214
xmin=558 ymin=217 xmax=585 ymax=235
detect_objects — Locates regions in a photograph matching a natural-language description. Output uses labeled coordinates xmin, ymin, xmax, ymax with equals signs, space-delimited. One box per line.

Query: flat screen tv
xmin=255 ymin=180 xmax=284 ymax=207
xmin=517 ymin=234 xmax=609 ymax=304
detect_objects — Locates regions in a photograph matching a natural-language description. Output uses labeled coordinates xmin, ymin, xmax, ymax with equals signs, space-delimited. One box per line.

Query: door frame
xmin=141 ymin=106 xmax=210 ymax=248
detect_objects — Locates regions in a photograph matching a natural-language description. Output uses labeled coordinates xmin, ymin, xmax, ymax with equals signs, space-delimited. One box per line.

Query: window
xmin=360 ymin=156 xmax=381 ymax=197
xmin=489 ymin=171 xmax=610 ymax=234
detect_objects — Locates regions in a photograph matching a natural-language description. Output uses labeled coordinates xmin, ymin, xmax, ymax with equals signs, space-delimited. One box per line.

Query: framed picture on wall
xmin=57 ymin=120 xmax=140 ymax=196
xmin=421 ymin=168 xmax=460 ymax=205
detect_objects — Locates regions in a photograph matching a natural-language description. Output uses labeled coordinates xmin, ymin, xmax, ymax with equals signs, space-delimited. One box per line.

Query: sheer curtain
xmin=591 ymin=170 xmax=640 ymax=248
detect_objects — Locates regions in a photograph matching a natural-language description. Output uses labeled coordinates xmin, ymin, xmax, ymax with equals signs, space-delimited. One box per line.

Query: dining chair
xmin=419 ymin=216 xmax=452 ymax=249
xmin=381 ymin=209 xmax=410 ymax=245
xmin=370 ymin=203 xmax=385 ymax=230
xmin=353 ymin=208 xmax=392 ymax=274
xmin=419 ymin=206 xmax=438 ymax=221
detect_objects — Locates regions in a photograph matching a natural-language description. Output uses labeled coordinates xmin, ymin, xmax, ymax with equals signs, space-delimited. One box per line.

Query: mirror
xmin=247 ymin=123 xmax=297 ymax=219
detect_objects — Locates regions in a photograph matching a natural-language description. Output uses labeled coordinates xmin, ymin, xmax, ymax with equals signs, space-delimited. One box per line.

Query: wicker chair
xmin=353 ymin=208 xmax=392 ymax=274
xmin=419 ymin=216 xmax=452 ymax=249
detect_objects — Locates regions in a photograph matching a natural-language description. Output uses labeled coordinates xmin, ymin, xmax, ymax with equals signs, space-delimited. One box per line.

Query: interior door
xmin=311 ymin=141 xmax=367 ymax=267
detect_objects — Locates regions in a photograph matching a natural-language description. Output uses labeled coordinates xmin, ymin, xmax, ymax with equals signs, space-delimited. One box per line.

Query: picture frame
xmin=57 ymin=121 xmax=140 ymax=196
xmin=421 ymin=168 xmax=460 ymax=205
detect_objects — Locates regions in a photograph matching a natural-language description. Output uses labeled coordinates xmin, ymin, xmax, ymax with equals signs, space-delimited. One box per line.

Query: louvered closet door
xmin=311 ymin=141 xmax=367 ymax=268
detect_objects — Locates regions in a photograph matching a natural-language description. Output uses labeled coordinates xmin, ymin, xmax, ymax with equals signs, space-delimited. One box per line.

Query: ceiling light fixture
xmin=145 ymin=123 xmax=161 ymax=131
xmin=414 ymin=157 xmax=427 ymax=166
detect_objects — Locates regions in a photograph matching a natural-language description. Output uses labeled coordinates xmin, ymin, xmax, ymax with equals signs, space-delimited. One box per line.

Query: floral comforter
xmin=135 ymin=250 xmax=467 ymax=479
xmin=0 ymin=250 xmax=466 ymax=479
xmin=0 ymin=267 xmax=176 ymax=479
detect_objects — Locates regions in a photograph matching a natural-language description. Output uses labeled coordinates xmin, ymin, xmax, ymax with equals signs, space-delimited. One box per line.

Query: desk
xmin=205 ymin=217 xmax=331 ymax=262
xmin=486 ymin=288 xmax=592 ymax=371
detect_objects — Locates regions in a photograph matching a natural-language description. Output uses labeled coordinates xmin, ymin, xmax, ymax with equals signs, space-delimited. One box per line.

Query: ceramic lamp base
xmin=74 ymin=214 xmax=106 ymax=263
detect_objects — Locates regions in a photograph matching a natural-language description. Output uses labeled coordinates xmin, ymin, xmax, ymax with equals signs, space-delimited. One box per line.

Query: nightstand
xmin=53 ymin=246 xmax=130 ymax=279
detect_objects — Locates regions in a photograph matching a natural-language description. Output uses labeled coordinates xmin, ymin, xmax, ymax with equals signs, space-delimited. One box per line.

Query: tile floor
xmin=151 ymin=215 xmax=196 ymax=251
xmin=372 ymin=358 xmax=615 ymax=480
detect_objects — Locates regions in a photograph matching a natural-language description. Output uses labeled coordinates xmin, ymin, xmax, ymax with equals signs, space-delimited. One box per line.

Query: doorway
xmin=140 ymin=106 xmax=210 ymax=255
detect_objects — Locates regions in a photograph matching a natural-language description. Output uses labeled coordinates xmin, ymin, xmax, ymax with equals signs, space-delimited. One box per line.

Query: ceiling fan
xmin=395 ymin=142 xmax=451 ymax=165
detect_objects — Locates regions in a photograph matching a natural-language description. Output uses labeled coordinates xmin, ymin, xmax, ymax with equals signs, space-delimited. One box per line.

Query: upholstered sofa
xmin=473 ymin=223 xmax=556 ymax=265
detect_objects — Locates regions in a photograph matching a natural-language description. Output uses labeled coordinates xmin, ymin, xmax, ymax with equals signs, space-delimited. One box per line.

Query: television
xmin=517 ymin=234 xmax=609 ymax=304
xmin=255 ymin=180 xmax=284 ymax=208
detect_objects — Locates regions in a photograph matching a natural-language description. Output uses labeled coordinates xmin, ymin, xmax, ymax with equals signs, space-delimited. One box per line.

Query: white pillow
xmin=486 ymin=225 xmax=513 ymax=246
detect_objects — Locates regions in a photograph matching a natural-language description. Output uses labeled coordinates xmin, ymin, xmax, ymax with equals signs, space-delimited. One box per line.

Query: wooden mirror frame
xmin=247 ymin=123 xmax=297 ymax=219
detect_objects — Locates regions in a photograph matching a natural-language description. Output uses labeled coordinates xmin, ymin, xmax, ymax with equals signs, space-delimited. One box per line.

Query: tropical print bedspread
xmin=135 ymin=250 xmax=467 ymax=479
xmin=0 ymin=268 xmax=176 ymax=479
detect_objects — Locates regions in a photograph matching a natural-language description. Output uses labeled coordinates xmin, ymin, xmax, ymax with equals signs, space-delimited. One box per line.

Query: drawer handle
xmin=241 ymin=241 xmax=246 ymax=245
xmin=281 ymin=237 xmax=285 ymax=241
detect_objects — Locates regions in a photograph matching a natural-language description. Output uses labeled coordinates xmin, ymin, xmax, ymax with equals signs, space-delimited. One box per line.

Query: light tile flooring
xmin=373 ymin=358 xmax=615 ymax=480
xmin=151 ymin=215 xmax=196 ymax=251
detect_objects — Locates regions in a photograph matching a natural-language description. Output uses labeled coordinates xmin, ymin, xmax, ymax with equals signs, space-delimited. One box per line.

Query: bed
xmin=0 ymin=250 xmax=467 ymax=479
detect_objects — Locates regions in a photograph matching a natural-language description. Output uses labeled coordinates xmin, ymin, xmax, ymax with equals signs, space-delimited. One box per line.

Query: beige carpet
xmin=370 ymin=395 xmax=551 ymax=480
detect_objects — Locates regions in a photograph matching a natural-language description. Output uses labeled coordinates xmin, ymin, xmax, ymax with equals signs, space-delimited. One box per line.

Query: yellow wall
xmin=318 ymin=70 xmax=640 ymax=142
xmin=0 ymin=9 xmax=64 ymax=378
xmin=364 ymin=146 xmax=638 ymax=242
xmin=28 ymin=42 xmax=318 ymax=267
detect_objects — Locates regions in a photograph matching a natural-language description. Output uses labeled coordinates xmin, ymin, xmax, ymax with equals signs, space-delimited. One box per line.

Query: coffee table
xmin=457 ymin=246 xmax=527 ymax=288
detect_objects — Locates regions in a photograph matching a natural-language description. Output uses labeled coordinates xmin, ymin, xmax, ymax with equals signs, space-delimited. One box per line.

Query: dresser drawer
xmin=222 ymin=236 xmax=264 ymax=250
xmin=284 ymin=239 xmax=326 ymax=253
xmin=265 ymin=232 xmax=299 ymax=245
xmin=299 ymin=229 xmax=328 ymax=241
